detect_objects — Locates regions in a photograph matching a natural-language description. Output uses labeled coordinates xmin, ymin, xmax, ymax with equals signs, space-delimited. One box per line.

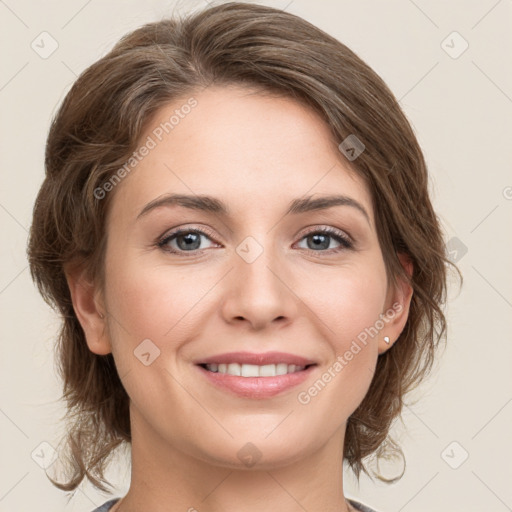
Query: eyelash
xmin=156 ymin=225 xmax=354 ymax=257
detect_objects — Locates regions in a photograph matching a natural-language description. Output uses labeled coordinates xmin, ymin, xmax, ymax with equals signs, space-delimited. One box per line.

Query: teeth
xmin=205 ymin=363 xmax=306 ymax=377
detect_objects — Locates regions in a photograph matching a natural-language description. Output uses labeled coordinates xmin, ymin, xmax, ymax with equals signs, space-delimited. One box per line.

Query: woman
xmin=27 ymin=3 xmax=458 ymax=511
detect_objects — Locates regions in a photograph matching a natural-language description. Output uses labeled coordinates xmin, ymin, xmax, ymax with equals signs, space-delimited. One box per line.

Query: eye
xmin=156 ymin=225 xmax=353 ymax=256
xmin=296 ymin=227 xmax=353 ymax=253
xmin=157 ymin=227 xmax=219 ymax=255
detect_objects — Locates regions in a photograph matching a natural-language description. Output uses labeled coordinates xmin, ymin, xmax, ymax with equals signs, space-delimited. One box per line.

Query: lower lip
xmin=195 ymin=364 xmax=317 ymax=399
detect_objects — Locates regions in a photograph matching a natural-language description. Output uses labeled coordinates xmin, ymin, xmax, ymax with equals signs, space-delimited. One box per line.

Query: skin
xmin=67 ymin=85 xmax=413 ymax=512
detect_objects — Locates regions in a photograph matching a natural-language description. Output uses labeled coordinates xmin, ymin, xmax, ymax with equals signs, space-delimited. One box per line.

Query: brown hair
xmin=27 ymin=1 xmax=461 ymax=494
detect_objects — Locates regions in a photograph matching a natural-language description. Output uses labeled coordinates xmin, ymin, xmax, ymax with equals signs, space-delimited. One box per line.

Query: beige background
xmin=1 ymin=1 xmax=511 ymax=511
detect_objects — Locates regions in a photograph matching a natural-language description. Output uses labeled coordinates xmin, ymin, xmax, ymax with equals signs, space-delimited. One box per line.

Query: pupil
xmin=178 ymin=233 xmax=200 ymax=250
xmin=310 ymin=234 xmax=329 ymax=250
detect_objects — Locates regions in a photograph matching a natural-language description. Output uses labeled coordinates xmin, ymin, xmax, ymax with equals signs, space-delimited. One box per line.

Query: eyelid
xmin=157 ymin=224 xmax=219 ymax=247
xmin=299 ymin=225 xmax=353 ymax=244
xmin=156 ymin=224 xmax=354 ymax=254
xmin=296 ymin=226 xmax=353 ymax=251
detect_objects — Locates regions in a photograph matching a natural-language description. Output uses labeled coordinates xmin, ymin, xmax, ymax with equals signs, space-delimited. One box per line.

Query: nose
xmin=219 ymin=240 xmax=298 ymax=331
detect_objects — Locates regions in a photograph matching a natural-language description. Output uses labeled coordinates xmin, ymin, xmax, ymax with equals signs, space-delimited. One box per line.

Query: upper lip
xmin=195 ymin=351 xmax=317 ymax=367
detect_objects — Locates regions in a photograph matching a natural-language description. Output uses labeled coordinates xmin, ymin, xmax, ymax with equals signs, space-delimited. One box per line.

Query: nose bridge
xmin=237 ymin=233 xmax=284 ymax=296
xmin=222 ymin=233 xmax=296 ymax=328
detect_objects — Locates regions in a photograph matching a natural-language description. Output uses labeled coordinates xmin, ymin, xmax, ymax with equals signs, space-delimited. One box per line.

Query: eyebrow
xmin=137 ymin=193 xmax=370 ymax=224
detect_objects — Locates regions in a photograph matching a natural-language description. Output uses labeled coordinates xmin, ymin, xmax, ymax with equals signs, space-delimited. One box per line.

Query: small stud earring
xmin=384 ymin=336 xmax=390 ymax=344
xmin=99 ymin=312 xmax=105 ymax=319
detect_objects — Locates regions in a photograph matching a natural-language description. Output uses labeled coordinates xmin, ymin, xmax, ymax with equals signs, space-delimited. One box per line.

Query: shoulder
xmin=348 ymin=498 xmax=380 ymax=512
xmin=90 ymin=498 xmax=121 ymax=512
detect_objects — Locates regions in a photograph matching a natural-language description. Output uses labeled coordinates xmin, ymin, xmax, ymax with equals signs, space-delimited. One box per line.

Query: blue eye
xmin=157 ymin=226 xmax=353 ymax=256
xmin=297 ymin=227 xmax=353 ymax=252
xmin=157 ymin=227 xmax=219 ymax=255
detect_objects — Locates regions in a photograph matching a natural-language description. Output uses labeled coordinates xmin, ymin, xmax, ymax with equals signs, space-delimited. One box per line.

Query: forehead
xmin=109 ymin=85 xmax=374 ymax=226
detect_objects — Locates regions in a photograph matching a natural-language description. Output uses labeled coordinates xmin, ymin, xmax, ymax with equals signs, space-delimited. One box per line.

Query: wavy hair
xmin=27 ymin=1 xmax=461 ymax=493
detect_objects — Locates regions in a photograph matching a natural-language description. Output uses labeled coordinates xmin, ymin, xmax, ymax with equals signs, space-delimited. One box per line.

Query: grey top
xmin=91 ymin=497 xmax=378 ymax=511
xmin=91 ymin=499 xmax=120 ymax=512
xmin=348 ymin=498 xmax=379 ymax=512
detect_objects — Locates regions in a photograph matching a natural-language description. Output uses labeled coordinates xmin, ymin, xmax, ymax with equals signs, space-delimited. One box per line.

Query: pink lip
xmin=196 ymin=364 xmax=317 ymax=399
xmin=195 ymin=351 xmax=317 ymax=366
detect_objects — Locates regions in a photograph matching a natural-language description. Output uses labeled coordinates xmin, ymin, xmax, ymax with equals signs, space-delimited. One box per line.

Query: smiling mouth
xmin=198 ymin=362 xmax=316 ymax=377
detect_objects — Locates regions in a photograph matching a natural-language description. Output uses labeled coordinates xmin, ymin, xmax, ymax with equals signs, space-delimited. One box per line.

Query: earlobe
xmin=65 ymin=266 xmax=112 ymax=355
xmin=378 ymin=252 xmax=414 ymax=354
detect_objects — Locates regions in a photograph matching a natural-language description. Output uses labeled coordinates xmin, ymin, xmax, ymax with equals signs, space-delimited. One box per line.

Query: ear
xmin=378 ymin=252 xmax=414 ymax=354
xmin=65 ymin=264 xmax=112 ymax=356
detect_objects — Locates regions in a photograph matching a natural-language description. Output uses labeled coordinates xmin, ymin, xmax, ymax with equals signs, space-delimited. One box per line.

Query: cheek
xmin=104 ymin=256 xmax=206 ymax=346
xmin=293 ymin=263 xmax=387 ymax=417
xmin=101 ymin=253 xmax=210 ymax=415
xmin=302 ymin=260 xmax=388 ymax=347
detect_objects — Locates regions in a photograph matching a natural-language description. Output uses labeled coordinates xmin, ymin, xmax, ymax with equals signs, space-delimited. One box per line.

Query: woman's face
xmin=83 ymin=85 xmax=410 ymax=469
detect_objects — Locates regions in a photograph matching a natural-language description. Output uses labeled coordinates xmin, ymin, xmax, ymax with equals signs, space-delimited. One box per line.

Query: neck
xmin=114 ymin=406 xmax=354 ymax=512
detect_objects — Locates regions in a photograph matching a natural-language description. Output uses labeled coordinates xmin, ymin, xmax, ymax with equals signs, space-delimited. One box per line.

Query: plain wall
xmin=0 ymin=1 xmax=511 ymax=511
